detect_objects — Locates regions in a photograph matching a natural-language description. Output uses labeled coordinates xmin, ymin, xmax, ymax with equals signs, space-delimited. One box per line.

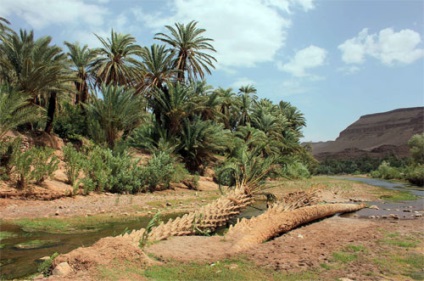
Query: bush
xmin=404 ymin=164 xmax=424 ymax=186
xmin=282 ymin=161 xmax=311 ymax=179
xmin=0 ymin=137 xmax=21 ymax=180
xmin=370 ymin=161 xmax=401 ymax=180
xmin=11 ymin=146 xmax=58 ymax=189
xmin=31 ymin=147 xmax=59 ymax=184
xmin=54 ymin=103 xmax=88 ymax=140
xmin=63 ymin=143 xmax=86 ymax=188
xmin=141 ymin=152 xmax=176 ymax=192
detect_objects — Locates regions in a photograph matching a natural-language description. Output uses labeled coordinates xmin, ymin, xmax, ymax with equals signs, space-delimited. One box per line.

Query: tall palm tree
xmin=136 ymin=44 xmax=176 ymax=95
xmin=154 ymin=20 xmax=217 ymax=82
xmin=236 ymin=85 xmax=257 ymax=127
xmin=85 ymin=84 xmax=145 ymax=148
xmin=64 ymin=41 xmax=98 ymax=104
xmin=91 ymin=30 xmax=143 ymax=87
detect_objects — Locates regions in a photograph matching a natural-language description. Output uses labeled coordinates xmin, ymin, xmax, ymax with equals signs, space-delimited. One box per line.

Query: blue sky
xmin=2 ymin=0 xmax=423 ymax=141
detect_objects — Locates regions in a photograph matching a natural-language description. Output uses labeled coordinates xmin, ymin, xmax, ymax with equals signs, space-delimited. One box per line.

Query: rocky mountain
xmin=308 ymin=107 xmax=424 ymax=161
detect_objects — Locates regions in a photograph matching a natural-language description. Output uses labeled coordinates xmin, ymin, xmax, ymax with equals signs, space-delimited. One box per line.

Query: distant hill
xmin=308 ymin=107 xmax=424 ymax=161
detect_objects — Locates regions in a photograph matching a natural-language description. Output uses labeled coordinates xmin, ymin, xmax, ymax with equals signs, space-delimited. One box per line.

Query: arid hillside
xmin=308 ymin=107 xmax=424 ymax=160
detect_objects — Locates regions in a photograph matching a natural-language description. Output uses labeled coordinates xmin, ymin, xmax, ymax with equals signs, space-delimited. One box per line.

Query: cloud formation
xmin=339 ymin=28 xmax=424 ymax=65
xmin=277 ymin=45 xmax=327 ymax=77
xmin=0 ymin=0 xmax=108 ymax=29
xmin=140 ymin=0 xmax=315 ymax=69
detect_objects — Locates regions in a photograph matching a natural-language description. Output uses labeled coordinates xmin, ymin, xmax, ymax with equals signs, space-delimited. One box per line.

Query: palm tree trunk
xmin=227 ymin=203 xmax=365 ymax=252
xmin=44 ymin=91 xmax=57 ymax=134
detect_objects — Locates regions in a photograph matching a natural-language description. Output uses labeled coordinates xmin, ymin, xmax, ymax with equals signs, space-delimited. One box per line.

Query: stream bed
xmin=1 ymin=177 xmax=423 ymax=279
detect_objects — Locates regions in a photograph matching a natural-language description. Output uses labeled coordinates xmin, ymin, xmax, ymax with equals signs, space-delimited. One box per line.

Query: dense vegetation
xmin=315 ymin=133 xmax=424 ymax=186
xmin=0 ymin=18 xmax=314 ymax=193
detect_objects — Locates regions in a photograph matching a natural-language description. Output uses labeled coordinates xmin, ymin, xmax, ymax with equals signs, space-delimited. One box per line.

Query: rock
xmin=339 ymin=278 xmax=354 ymax=281
xmin=369 ymin=215 xmax=376 ymax=219
xmin=52 ymin=262 xmax=73 ymax=276
xmin=403 ymin=209 xmax=412 ymax=212
xmin=389 ymin=214 xmax=399 ymax=219
xmin=166 ymin=202 xmax=172 ymax=206
xmin=55 ymin=211 xmax=60 ymax=216
xmin=415 ymin=213 xmax=423 ymax=217
xmin=368 ymin=205 xmax=379 ymax=210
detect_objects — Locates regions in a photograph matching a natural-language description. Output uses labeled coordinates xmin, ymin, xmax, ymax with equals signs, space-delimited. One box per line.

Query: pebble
xmin=389 ymin=214 xmax=399 ymax=219
xmin=368 ymin=205 xmax=379 ymax=210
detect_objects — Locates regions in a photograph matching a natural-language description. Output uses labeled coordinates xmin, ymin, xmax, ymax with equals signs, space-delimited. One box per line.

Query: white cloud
xmin=277 ymin=45 xmax=327 ymax=77
xmin=0 ymin=0 xmax=108 ymax=29
xmin=338 ymin=65 xmax=361 ymax=75
xmin=339 ymin=28 xmax=424 ymax=65
xmin=140 ymin=0 xmax=315 ymax=70
xmin=230 ymin=77 xmax=256 ymax=90
xmin=280 ymin=79 xmax=308 ymax=96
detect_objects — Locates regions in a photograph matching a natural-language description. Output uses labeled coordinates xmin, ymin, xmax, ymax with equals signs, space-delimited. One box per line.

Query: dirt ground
xmin=1 ymin=177 xmax=423 ymax=281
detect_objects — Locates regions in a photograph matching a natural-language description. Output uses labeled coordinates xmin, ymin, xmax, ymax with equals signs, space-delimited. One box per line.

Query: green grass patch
xmin=378 ymin=190 xmax=417 ymax=202
xmin=13 ymin=215 xmax=145 ymax=234
xmin=380 ymin=232 xmax=420 ymax=248
xmin=331 ymin=252 xmax=358 ymax=264
xmin=0 ymin=231 xmax=18 ymax=240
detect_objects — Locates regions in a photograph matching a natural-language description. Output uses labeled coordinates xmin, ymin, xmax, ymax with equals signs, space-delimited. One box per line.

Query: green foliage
xmin=82 ymin=146 xmax=113 ymax=193
xmin=404 ymin=164 xmax=424 ymax=186
xmin=31 ymin=147 xmax=59 ymax=184
xmin=0 ymin=87 xmax=44 ymax=139
xmin=139 ymin=212 xmax=161 ymax=248
xmin=281 ymin=160 xmax=311 ymax=179
xmin=141 ymin=152 xmax=175 ymax=192
xmin=0 ymin=137 xmax=21 ymax=180
xmin=54 ymin=102 xmax=88 ymax=140
xmin=85 ymin=84 xmax=145 ymax=148
xmin=370 ymin=161 xmax=402 ymax=180
xmin=408 ymin=133 xmax=424 ymax=164
xmin=62 ymin=143 xmax=86 ymax=187
xmin=11 ymin=146 xmax=58 ymax=188
xmin=37 ymin=252 xmax=59 ymax=277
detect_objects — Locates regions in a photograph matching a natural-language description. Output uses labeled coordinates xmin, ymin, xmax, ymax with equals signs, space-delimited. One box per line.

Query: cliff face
xmin=309 ymin=107 xmax=424 ymax=160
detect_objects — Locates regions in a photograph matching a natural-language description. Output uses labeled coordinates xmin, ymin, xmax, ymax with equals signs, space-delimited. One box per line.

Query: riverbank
xmin=1 ymin=176 xmax=423 ymax=280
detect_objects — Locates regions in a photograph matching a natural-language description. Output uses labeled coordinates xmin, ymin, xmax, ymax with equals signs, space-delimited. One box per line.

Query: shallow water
xmin=0 ymin=214 xmax=181 ymax=279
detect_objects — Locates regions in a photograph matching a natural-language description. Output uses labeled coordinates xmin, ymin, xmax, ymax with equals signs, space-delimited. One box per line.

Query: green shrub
xmin=107 ymin=152 xmax=144 ymax=193
xmin=371 ymin=161 xmax=401 ymax=180
xmin=83 ymin=146 xmax=112 ymax=192
xmin=282 ymin=161 xmax=311 ymax=179
xmin=54 ymin=103 xmax=88 ymax=140
xmin=31 ymin=147 xmax=59 ymax=184
xmin=0 ymin=137 xmax=21 ymax=180
xmin=141 ymin=152 xmax=175 ymax=192
xmin=11 ymin=146 xmax=58 ymax=188
xmin=63 ymin=143 xmax=86 ymax=186
xmin=404 ymin=164 xmax=424 ymax=186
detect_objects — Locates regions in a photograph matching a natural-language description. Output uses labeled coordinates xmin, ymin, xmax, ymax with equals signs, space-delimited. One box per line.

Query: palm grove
xmin=0 ymin=18 xmax=315 ymax=193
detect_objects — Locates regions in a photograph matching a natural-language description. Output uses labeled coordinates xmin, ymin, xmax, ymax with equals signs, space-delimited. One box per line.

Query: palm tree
xmin=136 ymin=44 xmax=176 ymax=95
xmin=236 ymin=85 xmax=257 ymax=127
xmin=154 ymin=20 xmax=217 ymax=82
xmin=177 ymin=116 xmax=231 ymax=173
xmin=91 ymin=30 xmax=143 ymax=87
xmin=0 ymin=17 xmax=11 ymax=35
xmin=0 ymin=87 xmax=44 ymax=139
xmin=215 ymin=87 xmax=239 ymax=130
xmin=64 ymin=41 xmax=98 ymax=104
xmin=0 ymin=29 xmax=72 ymax=134
xmin=150 ymin=82 xmax=195 ymax=135
xmin=85 ymin=84 xmax=145 ymax=148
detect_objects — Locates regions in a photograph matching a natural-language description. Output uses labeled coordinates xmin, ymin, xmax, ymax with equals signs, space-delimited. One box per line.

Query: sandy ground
xmin=1 ymin=177 xmax=423 ymax=281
